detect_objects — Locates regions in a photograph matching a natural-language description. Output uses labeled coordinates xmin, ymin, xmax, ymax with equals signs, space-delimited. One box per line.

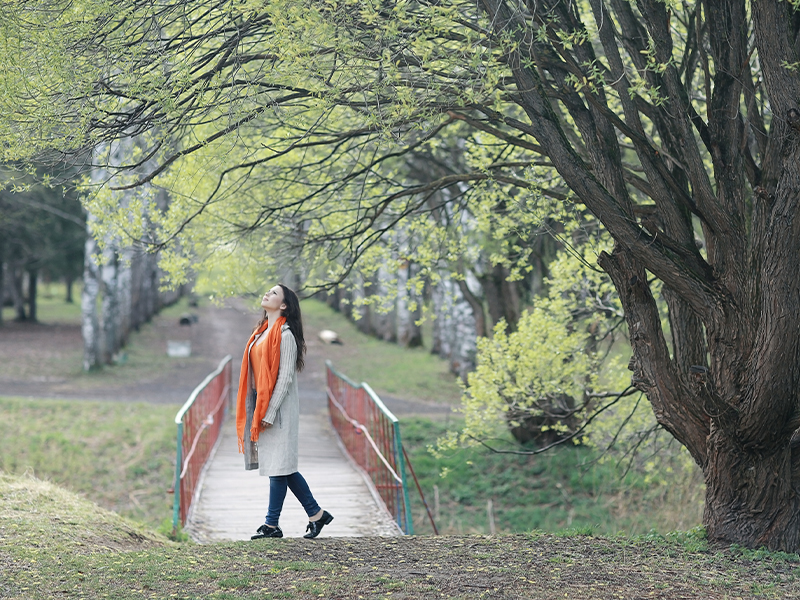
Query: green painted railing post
xmin=394 ymin=421 xmax=414 ymax=535
xmin=171 ymin=421 xmax=183 ymax=537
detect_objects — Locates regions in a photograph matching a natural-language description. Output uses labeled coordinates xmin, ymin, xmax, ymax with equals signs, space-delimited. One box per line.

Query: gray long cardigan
xmin=252 ymin=324 xmax=300 ymax=477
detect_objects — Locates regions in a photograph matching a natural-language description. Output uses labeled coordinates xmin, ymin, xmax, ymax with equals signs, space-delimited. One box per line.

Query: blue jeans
xmin=266 ymin=472 xmax=321 ymax=527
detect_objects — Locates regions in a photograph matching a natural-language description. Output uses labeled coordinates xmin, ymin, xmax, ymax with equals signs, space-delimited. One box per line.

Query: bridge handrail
xmin=326 ymin=360 xmax=414 ymax=534
xmin=171 ymin=355 xmax=232 ymax=535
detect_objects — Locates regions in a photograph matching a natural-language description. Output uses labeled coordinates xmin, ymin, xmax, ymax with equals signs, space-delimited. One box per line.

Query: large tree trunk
xmin=100 ymin=244 xmax=119 ymax=365
xmin=479 ymin=263 xmax=521 ymax=333
xmin=396 ymin=260 xmax=423 ymax=348
xmin=371 ymin=268 xmax=396 ymax=342
xmin=704 ymin=432 xmax=800 ymax=550
xmin=601 ymin=218 xmax=800 ymax=552
xmin=431 ymin=276 xmax=478 ymax=379
xmin=117 ymin=246 xmax=132 ymax=347
xmin=477 ymin=0 xmax=800 ymax=551
xmin=0 ymin=244 xmax=4 ymax=327
xmin=352 ymin=275 xmax=370 ymax=335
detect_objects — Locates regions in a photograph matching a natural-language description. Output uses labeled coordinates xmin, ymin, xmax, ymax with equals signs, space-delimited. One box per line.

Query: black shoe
xmin=251 ymin=524 xmax=283 ymax=540
xmin=304 ymin=511 xmax=333 ymax=539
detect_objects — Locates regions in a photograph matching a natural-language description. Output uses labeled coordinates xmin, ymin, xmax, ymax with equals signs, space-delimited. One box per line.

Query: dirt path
xmin=0 ymin=298 xmax=453 ymax=416
xmin=0 ymin=300 xmax=256 ymax=403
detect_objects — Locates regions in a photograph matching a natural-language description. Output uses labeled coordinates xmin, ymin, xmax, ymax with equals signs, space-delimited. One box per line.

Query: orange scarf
xmin=236 ymin=316 xmax=287 ymax=452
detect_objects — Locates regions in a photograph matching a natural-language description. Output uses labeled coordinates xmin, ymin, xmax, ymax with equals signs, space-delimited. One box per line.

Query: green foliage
xmin=449 ymin=228 xmax=633 ymax=449
xmin=458 ymin=297 xmax=598 ymax=443
xmin=0 ymin=0 xmax=611 ymax=302
xmin=157 ymin=518 xmax=190 ymax=542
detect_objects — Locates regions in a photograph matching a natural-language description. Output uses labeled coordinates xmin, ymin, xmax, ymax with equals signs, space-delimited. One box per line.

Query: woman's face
xmin=261 ymin=285 xmax=286 ymax=312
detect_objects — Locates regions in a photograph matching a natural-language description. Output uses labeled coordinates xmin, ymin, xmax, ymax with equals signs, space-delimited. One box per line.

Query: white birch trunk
xmin=431 ymin=275 xmax=477 ymax=380
xmin=352 ymin=274 xmax=370 ymax=334
xmin=396 ymin=261 xmax=423 ymax=347
xmin=117 ymin=245 xmax=133 ymax=346
xmin=371 ymin=267 xmax=396 ymax=342
xmin=397 ymin=262 xmax=423 ymax=348
xmin=100 ymin=242 xmax=119 ymax=364
xmin=81 ymin=214 xmax=101 ymax=371
xmin=397 ymin=262 xmax=412 ymax=345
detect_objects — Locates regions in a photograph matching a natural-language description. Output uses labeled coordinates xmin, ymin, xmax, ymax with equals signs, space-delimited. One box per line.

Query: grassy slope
xmin=2 ymin=473 xmax=799 ymax=600
xmin=300 ymin=299 xmax=463 ymax=404
xmin=0 ymin=397 xmax=177 ymax=530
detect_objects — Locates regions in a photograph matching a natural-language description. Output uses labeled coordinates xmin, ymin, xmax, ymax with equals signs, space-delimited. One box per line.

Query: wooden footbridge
xmin=171 ymin=357 xmax=431 ymax=541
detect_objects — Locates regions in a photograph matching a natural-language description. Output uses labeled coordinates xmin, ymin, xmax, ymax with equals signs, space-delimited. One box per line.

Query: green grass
xmin=0 ymin=396 xmax=177 ymax=529
xmin=401 ymin=416 xmax=704 ymax=537
xmin=1 ymin=281 xmax=82 ymax=324
xmin=0 ymin=292 xmax=699 ymax=542
xmin=301 ymin=299 xmax=463 ymax=404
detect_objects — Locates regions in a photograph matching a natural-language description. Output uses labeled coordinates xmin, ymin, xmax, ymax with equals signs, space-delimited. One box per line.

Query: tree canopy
xmin=3 ymin=0 xmax=800 ymax=551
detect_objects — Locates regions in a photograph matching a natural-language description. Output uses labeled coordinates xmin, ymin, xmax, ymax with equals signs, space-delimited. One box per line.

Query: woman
xmin=235 ymin=284 xmax=333 ymax=539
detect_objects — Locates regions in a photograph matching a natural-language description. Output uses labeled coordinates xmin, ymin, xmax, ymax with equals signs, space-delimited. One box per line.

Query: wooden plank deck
xmin=185 ymin=413 xmax=402 ymax=542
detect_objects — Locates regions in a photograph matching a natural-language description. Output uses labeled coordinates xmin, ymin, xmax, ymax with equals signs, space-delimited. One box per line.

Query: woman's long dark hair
xmin=253 ymin=284 xmax=306 ymax=372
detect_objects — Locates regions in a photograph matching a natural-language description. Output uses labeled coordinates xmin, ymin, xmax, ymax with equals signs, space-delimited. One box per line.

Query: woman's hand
xmin=261 ymin=420 xmax=273 ymax=429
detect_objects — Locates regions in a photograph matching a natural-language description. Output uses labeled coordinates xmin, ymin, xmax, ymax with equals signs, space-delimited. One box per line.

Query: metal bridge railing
xmin=326 ymin=360 xmax=414 ymax=535
xmin=171 ymin=355 xmax=232 ymax=535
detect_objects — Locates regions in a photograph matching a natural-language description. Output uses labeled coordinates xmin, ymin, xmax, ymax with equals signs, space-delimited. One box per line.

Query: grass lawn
xmin=0 ymin=396 xmax=177 ymax=530
xmin=400 ymin=417 xmax=704 ymax=537
xmin=0 ymin=292 xmax=702 ymax=541
xmin=2 ymin=472 xmax=799 ymax=600
xmin=301 ymin=299 xmax=463 ymax=405
xmin=0 ymin=397 xmax=702 ymax=542
xmin=1 ymin=282 xmax=83 ymax=325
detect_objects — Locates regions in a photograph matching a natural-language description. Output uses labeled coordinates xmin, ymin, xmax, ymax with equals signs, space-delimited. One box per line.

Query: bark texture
xmin=476 ymin=0 xmax=800 ymax=550
xmin=82 ymin=137 xmax=183 ymax=370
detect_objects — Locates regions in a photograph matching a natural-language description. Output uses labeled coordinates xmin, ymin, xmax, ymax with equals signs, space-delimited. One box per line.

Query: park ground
xmin=1 ymin=288 xmax=799 ymax=598
xmin=3 ymin=472 xmax=799 ymax=599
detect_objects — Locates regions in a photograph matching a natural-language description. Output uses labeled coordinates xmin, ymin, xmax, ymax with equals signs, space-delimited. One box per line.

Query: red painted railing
xmin=326 ymin=360 xmax=414 ymax=534
xmin=171 ymin=355 xmax=232 ymax=534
